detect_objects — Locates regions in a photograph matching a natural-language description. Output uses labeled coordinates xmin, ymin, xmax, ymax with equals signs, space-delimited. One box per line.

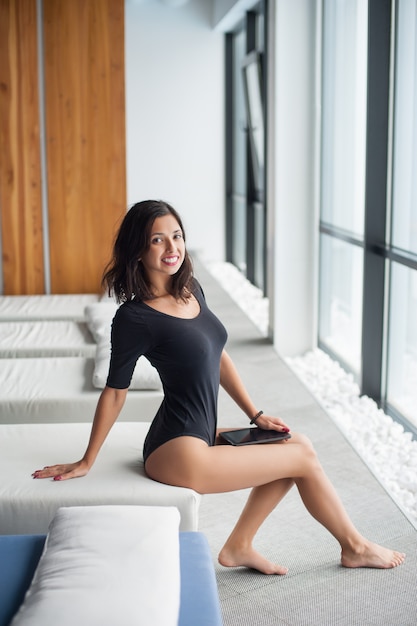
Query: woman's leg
xmin=294 ymin=462 xmax=406 ymax=569
xmin=218 ymin=478 xmax=295 ymax=574
xmin=145 ymin=433 xmax=405 ymax=573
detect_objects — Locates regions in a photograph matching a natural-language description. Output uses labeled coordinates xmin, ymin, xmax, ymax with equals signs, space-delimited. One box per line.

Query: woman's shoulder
xmin=110 ymin=299 xmax=154 ymax=345
xmin=191 ymin=277 xmax=205 ymax=299
xmin=113 ymin=298 xmax=149 ymax=324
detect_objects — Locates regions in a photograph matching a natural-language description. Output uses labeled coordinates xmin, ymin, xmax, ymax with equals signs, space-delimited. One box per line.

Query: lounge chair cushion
xmin=11 ymin=506 xmax=181 ymax=626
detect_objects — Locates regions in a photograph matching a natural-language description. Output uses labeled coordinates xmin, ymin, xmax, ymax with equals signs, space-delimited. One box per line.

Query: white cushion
xmin=0 ymin=423 xmax=201 ymax=533
xmin=11 ymin=505 xmax=181 ymax=626
xmin=0 ymin=294 xmax=99 ymax=322
xmin=0 ymin=358 xmax=163 ymax=424
xmin=84 ymin=302 xmax=118 ymax=342
xmin=85 ymin=303 xmax=162 ymax=390
xmin=0 ymin=320 xmax=96 ymax=358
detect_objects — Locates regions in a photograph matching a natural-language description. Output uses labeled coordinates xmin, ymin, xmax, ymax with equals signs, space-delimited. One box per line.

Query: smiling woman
xmin=32 ymin=199 xmax=406 ymax=575
xmin=101 ymin=200 xmax=194 ymax=304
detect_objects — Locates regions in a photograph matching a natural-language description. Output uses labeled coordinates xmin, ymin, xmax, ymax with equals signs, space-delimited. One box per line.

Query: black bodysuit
xmin=106 ymin=280 xmax=228 ymax=461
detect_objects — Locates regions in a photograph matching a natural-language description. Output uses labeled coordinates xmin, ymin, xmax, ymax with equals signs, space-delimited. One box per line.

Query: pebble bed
xmin=207 ymin=260 xmax=417 ymax=528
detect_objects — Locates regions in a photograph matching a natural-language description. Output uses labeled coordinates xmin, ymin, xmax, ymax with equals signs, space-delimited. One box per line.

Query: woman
xmin=33 ymin=200 xmax=405 ymax=574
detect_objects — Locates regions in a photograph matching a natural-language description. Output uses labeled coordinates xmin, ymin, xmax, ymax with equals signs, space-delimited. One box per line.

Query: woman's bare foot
xmin=218 ymin=544 xmax=288 ymax=575
xmin=341 ymin=541 xmax=405 ymax=569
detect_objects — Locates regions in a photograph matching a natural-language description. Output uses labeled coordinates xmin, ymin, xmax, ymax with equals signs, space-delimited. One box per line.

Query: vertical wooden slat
xmin=43 ymin=0 xmax=126 ymax=294
xmin=0 ymin=0 xmax=45 ymax=295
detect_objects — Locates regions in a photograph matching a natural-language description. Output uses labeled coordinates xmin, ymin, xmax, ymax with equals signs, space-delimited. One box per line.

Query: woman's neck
xmin=148 ymin=275 xmax=172 ymax=298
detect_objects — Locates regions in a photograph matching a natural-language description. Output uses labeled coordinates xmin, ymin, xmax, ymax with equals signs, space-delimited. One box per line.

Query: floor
xmin=194 ymin=258 xmax=417 ymax=626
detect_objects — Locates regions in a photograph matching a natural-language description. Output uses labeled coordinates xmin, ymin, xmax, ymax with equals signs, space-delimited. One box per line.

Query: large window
xmin=319 ymin=0 xmax=368 ymax=375
xmin=321 ymin=0 xmax=368 ymax=239
xmin=385 ymin=0 xmax=417 ymax=429
xmin=391 ymin=0 xmax=417 ymax=256
xmin=319 ymin=0 xmax=417 ymax=435
xmin=225 ymin=1 xmax=267 ymax=293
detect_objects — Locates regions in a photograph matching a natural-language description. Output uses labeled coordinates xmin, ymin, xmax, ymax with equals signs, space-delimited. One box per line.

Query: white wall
xmin=125 ymin=0 xmax=225 ymax=261
xmin=125 ymin=0 xmax=320 ymax=357
xmin=268 ymin=0 xmax=320 ymax=357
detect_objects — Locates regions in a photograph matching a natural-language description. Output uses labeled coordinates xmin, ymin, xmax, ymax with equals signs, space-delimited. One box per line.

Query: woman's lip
xmin=162 ymin=256 xmax=179 ymax=265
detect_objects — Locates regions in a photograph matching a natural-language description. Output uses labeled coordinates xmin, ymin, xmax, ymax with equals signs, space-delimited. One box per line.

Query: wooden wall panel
xmin=0 ymin=0 xmax=45 ymax=295
xmin=43 ymin=0 xmax=126 ymax=293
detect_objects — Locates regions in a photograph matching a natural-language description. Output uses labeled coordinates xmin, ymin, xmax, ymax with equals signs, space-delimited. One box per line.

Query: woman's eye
xmin=151 ymin=237 xmax=163 ymax=244
xmin=174 ymin=233 xmax=183 ymax=239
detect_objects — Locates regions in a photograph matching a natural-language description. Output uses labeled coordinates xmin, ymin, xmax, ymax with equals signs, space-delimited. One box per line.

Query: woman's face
xmin=140 ymin=213 xmax=185 ymax=280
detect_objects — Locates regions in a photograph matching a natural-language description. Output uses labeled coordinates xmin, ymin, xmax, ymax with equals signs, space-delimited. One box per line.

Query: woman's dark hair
xmin=102 ymin=200 xmax=194 ymax=303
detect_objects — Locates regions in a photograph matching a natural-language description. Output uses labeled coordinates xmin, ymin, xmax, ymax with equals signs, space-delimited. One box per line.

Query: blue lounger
xmin=0 ymin=532 xmax=223 ymax=626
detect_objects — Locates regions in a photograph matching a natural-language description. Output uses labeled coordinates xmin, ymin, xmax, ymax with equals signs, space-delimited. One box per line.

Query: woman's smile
xmin=162 ymin=254 xmax=180 ymax=266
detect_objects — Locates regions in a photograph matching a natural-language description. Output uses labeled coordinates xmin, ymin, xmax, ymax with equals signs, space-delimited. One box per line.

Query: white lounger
xmin=0 ymin=320 xmax=96 ymax=358
xmin=0 ymin=294 xmax=100 ymax=322
xmin=0 ymin=422 xmax=201 ymax=533
xmin=0 ymin=357 xmax=163 ymax=424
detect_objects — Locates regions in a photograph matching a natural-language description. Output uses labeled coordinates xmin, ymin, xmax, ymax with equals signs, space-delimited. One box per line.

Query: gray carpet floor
xmin=194 ymin=257 xmax=417 ymax=626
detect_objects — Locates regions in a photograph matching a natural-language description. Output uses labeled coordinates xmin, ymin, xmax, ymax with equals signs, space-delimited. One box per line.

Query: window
xmin=319 ymin=0 xmax=417 ymax=435
xmin=385 ymin=0 xmax=417 ymax=429
xmin=391 ymin=0 xmax=417 ymax=255
xmin=230 ymin=28 xmax=247 ymax=273
xmin=319 ymin=234 xmax=364 ymax=373
xmin=386 ymin=263 xmax=417 ymax=425
xmin=321 ymin=0 xmax=368 ymax=238
xmin=225 ymin=2 xmax=267 ymax=292
xmin=319 ymin=0 xmax=368 ymax=376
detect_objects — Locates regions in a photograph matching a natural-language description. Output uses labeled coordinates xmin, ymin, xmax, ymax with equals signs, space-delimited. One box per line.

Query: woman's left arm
xmin=219 ymin=349 xmax=290 ymax=432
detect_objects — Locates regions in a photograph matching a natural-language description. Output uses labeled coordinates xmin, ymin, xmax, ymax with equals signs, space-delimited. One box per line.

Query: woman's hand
xmin=31 ymin=387 xmax=128 ymax=483
xmin=255 ymin=413 xmax=291 ymax=433
xmin=32 ymin=459 xmax=90 ymax=482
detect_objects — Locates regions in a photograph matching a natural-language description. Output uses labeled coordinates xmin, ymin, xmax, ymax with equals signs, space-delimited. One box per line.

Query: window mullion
xmin=361 ymin=0 xmax=392 ymax=402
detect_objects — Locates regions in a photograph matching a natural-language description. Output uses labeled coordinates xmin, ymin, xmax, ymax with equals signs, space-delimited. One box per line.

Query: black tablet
xmin=219 ymin=428 xmax=291 ymax=446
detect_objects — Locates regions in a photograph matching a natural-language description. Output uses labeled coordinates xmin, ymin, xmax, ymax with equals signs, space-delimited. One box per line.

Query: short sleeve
xmin=106 ymin=304 xmax=153 ymax=389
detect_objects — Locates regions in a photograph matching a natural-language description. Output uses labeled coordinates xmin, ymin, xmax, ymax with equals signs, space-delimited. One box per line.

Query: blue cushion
xmin=179 ymin=532 xmax=223 ymax=626
xmin=0 ymin=535 xmax=45 ymax=626
xmin=0 ymin=532 xmax=222 ymax=626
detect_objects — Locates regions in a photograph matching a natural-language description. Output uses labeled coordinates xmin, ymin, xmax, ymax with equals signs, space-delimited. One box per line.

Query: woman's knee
xmin=290 ymin=432 xmax=314 ymax=449
xmin=290 ymin=432 xmax=320 ymax=468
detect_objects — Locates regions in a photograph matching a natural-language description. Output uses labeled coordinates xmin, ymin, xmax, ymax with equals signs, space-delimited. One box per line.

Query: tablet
xmin=219 ymin=428 xmax=291 ymax=446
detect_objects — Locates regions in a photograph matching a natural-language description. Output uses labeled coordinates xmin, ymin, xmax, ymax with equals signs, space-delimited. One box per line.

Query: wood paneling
xmin=43 ymin=0 xmax=126 ymax=293
xmin=0 ymin=0 xmax=45 ymax=295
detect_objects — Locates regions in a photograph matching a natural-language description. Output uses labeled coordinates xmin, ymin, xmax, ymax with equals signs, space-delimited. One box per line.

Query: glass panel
xmin=386 ymin=263 xmax=417 ymax=427
xmin=253 ymin=201 xmax=264 ymax=291
xmin=242 ymin=54 xmax=264 ymax=193
xmin=391 ymin=0 xmax=417 ymax=254
xmin=232 ymin=30 xmax=247 ymax=197
xmin=256 ymin=12 xmax=264 ymax=51
xmin=232 ymin=196 xmax=246 ymax=273
xmin=321 ymin=0 xmax=368 ymax=236
xmin=319 ymin=234 xmax=363 ymax=373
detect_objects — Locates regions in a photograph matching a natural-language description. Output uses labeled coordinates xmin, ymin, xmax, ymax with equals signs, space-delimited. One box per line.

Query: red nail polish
xmin=54 ymin=476 xmax=62 ymax=481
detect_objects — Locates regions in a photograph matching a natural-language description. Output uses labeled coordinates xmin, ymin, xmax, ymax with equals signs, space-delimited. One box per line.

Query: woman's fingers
xmin=258 ymin=415 xmax=291 ymax=432
xmin=32 ymin=461 xmax=88 ymax=481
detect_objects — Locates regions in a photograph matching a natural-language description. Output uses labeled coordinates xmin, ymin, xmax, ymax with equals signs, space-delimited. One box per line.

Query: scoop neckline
xmin=140 ymin=298 xmax=202 ymax=321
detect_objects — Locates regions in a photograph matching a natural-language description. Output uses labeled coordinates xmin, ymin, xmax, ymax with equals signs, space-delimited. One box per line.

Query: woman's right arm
xmin=32 ymin=386 xmax=128 ymax=481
